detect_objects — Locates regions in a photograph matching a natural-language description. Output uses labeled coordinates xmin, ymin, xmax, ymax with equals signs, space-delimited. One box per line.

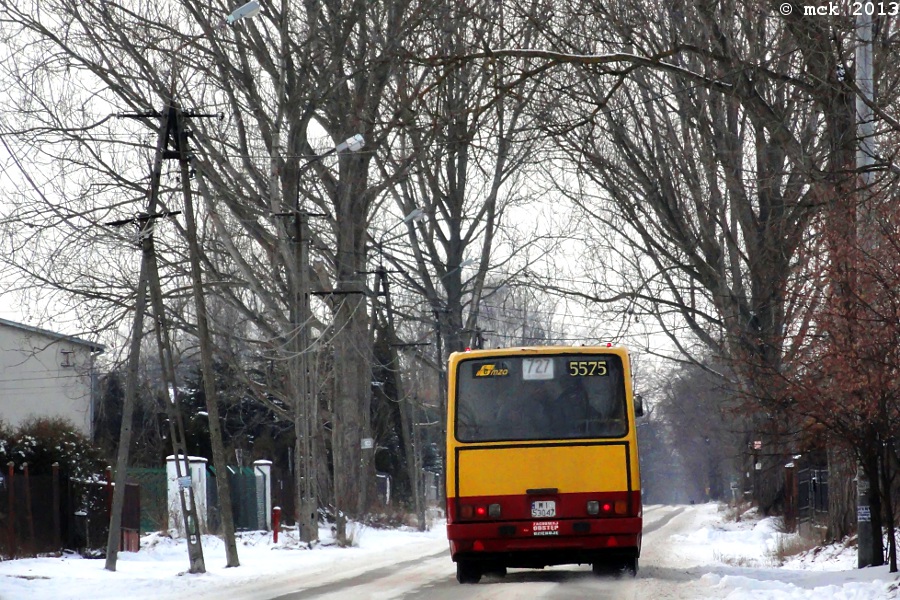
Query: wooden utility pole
xmin=103 ymin=226 xmax=151 ymax=572
xmin=105 ymin=105 xmax=187 ymax=571
xmin=173 ymin=108 xmax=241 ymax=567
xmin=106 ymin=105 xmax=207 ymax=574
xmin=102 ymin=2 xmax=264 ymax=572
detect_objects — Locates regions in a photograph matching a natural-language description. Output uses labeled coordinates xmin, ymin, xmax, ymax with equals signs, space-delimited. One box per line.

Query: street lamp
xmin=336 ymin=133 xmax=366 ymax=154
xmin=167 ymin=1 xmax=262 ymax=59
xmin=403 ymin=207 xmax=425 ymax=223
xmin=370 ymin=207 xmax=425 ymax=267
xmin=368 ymin=208 xmax=429 ymax=531
xmin=441 ymin=257 xmax=475 ymax=280
xmin=287 ymin=135 xmax=366 ymax=215
xmin=224 ymin=1 xmax=261 ymax=26
xmin=380 ymin=207 xmax=425 ymax=242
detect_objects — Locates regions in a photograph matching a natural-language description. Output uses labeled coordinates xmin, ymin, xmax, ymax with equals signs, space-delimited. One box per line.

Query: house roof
xmin=0 ymin=317 xmax=106 ymax=353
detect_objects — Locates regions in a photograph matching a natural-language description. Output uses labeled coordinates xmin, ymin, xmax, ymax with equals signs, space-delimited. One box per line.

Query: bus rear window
xmin=455 ymin=354 xmax=627 ymax=442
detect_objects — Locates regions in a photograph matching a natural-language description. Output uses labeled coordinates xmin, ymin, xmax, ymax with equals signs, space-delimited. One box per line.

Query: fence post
xmin=52 ymin=462 xmax=61 ymax=551
xmin=106 ymin=466 xmax=113 ymax=520
xmin=23 ymin=463 xmax=35 ymax=553
xmin=6 ymin=462 xmax=14 ymax=558
xmin=253 ymin=460 xmax=272 ymax=530
xmin=272 ymin=506 xmax=281 ymax=543
xmin=784 ymin=463 xmax=796 ymax=532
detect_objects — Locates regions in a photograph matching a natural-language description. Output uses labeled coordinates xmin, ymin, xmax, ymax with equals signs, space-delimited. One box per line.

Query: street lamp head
xmin=226 ymin=1 xmax=261 ymax=25
xmin=439 ymin=257 xmax=476 ymax=280
xmin=403 ymin=207 xmax=425 ymax=223
xmin=335 ymin=133 xmax=366 ymax=153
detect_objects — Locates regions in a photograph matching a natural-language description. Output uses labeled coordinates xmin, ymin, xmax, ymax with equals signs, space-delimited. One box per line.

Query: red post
xmin=272 ymin=506 xmax=281 ymax=543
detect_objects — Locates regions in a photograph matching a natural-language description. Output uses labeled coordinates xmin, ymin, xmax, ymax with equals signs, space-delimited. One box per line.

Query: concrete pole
xmin=855 ymin=11 xmax=875 ymax=570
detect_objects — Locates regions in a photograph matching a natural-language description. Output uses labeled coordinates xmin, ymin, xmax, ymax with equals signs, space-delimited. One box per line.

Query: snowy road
xmin=207 ymin=505 xmax=725 ymax=599
xmin=2 ymin=504 xmax=896 ymax=599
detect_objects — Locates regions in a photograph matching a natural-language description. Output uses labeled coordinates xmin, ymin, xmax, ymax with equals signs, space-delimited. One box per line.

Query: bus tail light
xmin=587 ymin=499 xmax=627 ymax=516
xmin=459 ymin=503 xmax=500 ymax=520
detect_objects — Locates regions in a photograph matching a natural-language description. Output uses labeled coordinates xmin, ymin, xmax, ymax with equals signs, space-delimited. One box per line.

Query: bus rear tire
xmin=592 ymin=557 xmax=638 ymax=577
xmin=456 ymin=561 xmax=482 ymax=584
xmin=620 ymin=557 xmax=638 ymax=577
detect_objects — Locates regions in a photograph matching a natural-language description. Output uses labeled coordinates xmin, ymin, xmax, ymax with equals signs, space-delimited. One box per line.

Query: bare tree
xmin=464 ymin=2 xmax=898 ymax=515
xmin=0 ymin=0 xmax=450 ymax=545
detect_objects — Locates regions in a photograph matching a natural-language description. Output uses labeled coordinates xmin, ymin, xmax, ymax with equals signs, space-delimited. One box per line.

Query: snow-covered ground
xmin=0 ymin=504 xmax=897 ymax=599
xmin=644 ymin=504 xmax=899 ymax=599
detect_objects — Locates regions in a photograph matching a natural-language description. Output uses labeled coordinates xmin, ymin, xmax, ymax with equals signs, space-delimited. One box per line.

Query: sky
xmin=0 ymin=503 xmax=896 ymax=599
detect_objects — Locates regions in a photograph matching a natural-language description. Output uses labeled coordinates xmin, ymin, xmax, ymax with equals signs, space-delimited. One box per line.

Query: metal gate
xmin=798 ymin=467 xmax=828 ymax=524
xmin=207 ymin=466 xmax=261 ymax=532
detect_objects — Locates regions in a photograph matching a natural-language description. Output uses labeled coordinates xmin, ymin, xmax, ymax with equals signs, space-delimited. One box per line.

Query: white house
xmin=0 ymin=317 xmax=104 ymax=436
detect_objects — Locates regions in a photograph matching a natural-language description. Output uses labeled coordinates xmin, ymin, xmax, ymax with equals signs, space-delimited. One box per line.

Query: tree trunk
xmin=862 ymin=450 xmax=885 ymax=566
xmin=827 ymin=446 xmax=856 ymax=541
xmin=331 ymin=295 xmax=369 ymax=542
xmin=879 ymin=444 xmax=897 ymax=572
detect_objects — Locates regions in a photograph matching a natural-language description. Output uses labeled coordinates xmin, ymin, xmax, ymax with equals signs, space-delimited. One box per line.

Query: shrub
xmin=0 ymin=420 xmax=12 ymax=468
xmin=1 ymin=417 xmax=104 ymax=480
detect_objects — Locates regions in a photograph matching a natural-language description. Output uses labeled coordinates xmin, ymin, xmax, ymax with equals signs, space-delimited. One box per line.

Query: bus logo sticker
xmin=532 ymin=521 xmax=559 ymax=536
xmin=474 ymin=362 xmax=509 ymax=377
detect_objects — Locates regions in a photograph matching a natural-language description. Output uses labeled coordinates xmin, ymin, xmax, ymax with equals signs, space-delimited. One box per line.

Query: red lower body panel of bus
xmin=446 ymin=490 xmax=642 ymax=569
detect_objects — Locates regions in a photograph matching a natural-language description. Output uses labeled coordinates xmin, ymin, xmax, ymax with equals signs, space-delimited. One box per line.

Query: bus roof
xmin=449 ymin=345 xmax=630 ymax=360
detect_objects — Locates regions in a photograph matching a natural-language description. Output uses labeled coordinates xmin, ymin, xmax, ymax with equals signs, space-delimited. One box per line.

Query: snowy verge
xmin=0 ymin=523 xmax=448 ymax=600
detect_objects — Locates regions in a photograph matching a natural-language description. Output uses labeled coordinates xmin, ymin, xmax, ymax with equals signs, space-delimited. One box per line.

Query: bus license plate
xmin=531 ymin=500 xmax=556 ymax=518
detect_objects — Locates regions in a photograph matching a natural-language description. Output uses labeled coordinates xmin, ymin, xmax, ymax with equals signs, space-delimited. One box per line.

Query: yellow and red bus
xmin=445 ymin=345 xmax=643 ymax=584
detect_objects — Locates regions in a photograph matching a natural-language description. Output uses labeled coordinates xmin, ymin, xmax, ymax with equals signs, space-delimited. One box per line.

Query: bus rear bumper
xmin=447 ymin=517 xmax=641 ymax=568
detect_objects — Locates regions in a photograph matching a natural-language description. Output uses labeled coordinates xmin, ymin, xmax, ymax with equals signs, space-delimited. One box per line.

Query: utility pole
xmin=103 ymin=207 xmax=153 ymax=573
xmin=293 ymin=210 xmax=323 ymax=543
xmin=273 ymin=135 xmax=363 ymax=540
xmin=109 ymin=105 xmax=207 ymax=574
xmin=855 ymin=10 xmax=875 ymax=570
xmin=432 ymin=302 xmax=449 ymax=506
xmin=107 ymin=1 xmax=261 ymax=572
xmin=105 ymin=104 xmax=189 ymax=571
xmin=173 ymin=107 xmax=241 ymax=567
xmin=379 ymin=267 xmax=426 ymax=530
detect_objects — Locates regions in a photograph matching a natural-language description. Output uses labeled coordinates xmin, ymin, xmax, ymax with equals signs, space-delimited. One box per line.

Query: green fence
xmin=128 ymin=465 xmax=271 ymax=535
xmin=208 ymin=466 xmax=264 ymax=532
xmin=127 ymin=468 xmax=167 ymax=533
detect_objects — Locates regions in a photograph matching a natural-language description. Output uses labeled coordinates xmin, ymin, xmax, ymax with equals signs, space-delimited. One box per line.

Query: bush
xmin=0 ymin=420 xmax=12 ymax=467
xmin=0 ymin=417 xmax=104 ymax=479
